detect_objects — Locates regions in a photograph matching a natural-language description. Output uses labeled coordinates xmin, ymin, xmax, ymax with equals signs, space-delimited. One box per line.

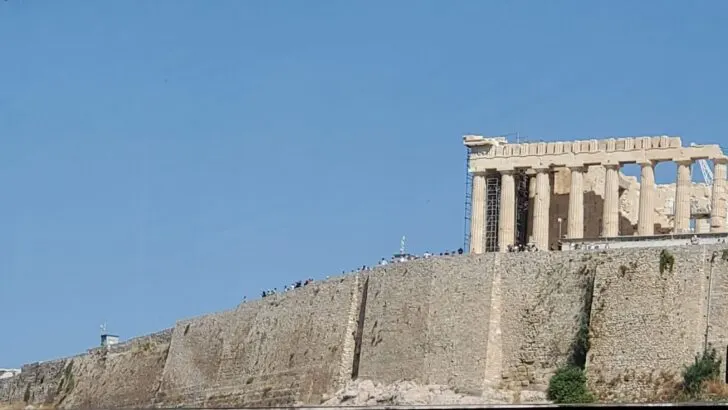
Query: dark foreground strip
xmin=92 ymin=403 xmax=728 ymax=410
xmin=291 ymin=404 xmax=727 ymax=409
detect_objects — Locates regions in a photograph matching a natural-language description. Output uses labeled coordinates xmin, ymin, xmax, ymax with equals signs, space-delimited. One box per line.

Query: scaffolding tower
xmin=515 ymin=170 xmax=531 ymax=246
xmin=463 ymin=147 xmax=473 ymax=251
xmin=484 ymin=173 xmax=501 ymax=252
xmin=463 ymin=133 xmax=530 ymax=252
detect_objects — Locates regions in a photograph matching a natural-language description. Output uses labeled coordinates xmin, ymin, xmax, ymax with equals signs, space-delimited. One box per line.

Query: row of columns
xmin=469 ymin=159 xmax=728 ymax=254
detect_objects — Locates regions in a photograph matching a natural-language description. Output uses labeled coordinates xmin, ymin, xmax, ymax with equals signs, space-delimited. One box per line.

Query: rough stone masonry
xmin=4 ymin=244 xmax=728 ymax=407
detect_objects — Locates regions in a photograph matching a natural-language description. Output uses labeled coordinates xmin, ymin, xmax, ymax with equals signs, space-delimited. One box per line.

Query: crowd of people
xmin=506 ymin=243 xmax=540 ymax=252
xmin=253 ymin=247 xmax=467 ymax=301
xmin=248 ymin=233 xmax=728 ymax=302
xmin=376 ymin=248 xmax=465 ymax=266
xmin=260 ymin=278 xmax=315 ymax=298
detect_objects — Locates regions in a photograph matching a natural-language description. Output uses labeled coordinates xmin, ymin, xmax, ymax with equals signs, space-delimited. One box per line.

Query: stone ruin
xmin=464 ymin=135 xmax=727 ymax=252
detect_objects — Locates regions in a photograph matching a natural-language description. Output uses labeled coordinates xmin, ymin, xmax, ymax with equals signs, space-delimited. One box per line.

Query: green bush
xmin=660 ymin=249 xmax=675 ymax=274
xmin=682 ymin=347 xmax=721 ymax=397
xmin=547 ymin=365 xmax=594 ymax=404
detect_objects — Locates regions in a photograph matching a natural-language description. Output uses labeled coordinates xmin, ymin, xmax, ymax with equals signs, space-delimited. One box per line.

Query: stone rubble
xmin=319 ymin=379 xmax=549 ymax=406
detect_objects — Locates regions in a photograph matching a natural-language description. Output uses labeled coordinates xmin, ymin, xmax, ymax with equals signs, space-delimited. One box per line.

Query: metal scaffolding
xmin=463 ymin=148 xmax=473 ymax=251
xmin=463 ymin=133 xmax=529 ymax=252
xmin=515 ymin=170 xmax=531 ymax=246
xmin=484 ymin=173 xmax=501 ymax=252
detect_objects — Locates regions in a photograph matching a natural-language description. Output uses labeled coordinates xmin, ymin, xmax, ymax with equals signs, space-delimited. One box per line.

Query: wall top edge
xmin=463 ymin=135 xmax=681 ymax=148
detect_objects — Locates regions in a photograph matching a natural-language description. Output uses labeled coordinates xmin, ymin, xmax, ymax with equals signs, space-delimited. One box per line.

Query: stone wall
xmin=499 ymin=251 xmax=596 ymax=390
xmin=0 ymin=357 xmax=69 ymax=406
xmin=156 ymin=274 xmax=362 ymax=408
xmin=4 ymin=245 xmax=728 ymax=407
xmin=356 ymin=257 xmax=493 ymax=392
xmin=59 ymin=329 xmax=173 ymax=408
xmin=706 ymin=248 xmax=728 ymax=384
xmin=0 ymin=330 xmax=172 ymax=408
xmin=357 ymin=252 xmax=595 ymax=393
xmin=585 ymin=245 xmax=728 ymax=402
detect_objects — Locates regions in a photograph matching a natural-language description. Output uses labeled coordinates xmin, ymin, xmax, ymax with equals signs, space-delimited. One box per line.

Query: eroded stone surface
xmin=319 ymin=379 xmax=548 ymax=406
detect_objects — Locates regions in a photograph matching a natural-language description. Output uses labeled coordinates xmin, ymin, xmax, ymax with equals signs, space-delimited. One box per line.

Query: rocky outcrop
xmin=319 ymin=379 xmax=548 ymax=406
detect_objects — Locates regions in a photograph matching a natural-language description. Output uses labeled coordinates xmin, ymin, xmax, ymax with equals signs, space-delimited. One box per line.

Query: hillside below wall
xmin=3 ymin=245 xmax=728 ymax=408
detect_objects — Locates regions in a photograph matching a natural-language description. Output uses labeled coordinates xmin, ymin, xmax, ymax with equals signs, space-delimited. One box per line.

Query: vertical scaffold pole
xmin=463 ymin=148 xmax=473 ymax=252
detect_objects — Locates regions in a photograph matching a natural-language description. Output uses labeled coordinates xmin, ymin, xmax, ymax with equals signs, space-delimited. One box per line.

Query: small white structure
xmin=392 ymin=235 xmax=415 ymax=263
xmin=0 ymin=369 xmax=21 ymax=380
xmin=100 ymin=323 xmax=120 ymax=347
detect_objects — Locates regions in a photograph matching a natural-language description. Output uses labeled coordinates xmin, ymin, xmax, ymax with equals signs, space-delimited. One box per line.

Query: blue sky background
xmin=1 ymin=0 xmax=727 ymax=367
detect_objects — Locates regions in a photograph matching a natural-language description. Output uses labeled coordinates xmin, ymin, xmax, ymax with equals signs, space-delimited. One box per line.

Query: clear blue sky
xmin=1 ymin=1 xmax=727 ymax=368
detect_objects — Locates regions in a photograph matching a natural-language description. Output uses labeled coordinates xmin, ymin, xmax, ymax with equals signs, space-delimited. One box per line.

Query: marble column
xmin=532 ymin=168 xmax=551 ymax=250
xmin=711 ymin=159 xmax=728 ymax=233
xmin=567 ymin=166 xmax=584 ymax=239
xmin=469 ymin=173 xmax=486 ymax=254
xmin=498 ymin=170 xmax=516 ymax=252
xmin=674 ymin=160 xmax=692 ymax=234
xmin=602 ymin=164 xmax=620 ymax=237
xmin=638 ymin=161 xmax=656 ymax=236
xmin=527 ymin=172 xmax=536 ymax=242
xmin=696 ymin=218 xmax=711 ymax=233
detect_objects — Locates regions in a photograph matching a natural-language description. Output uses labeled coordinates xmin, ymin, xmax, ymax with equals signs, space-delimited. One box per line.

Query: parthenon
xmin=464 ymin=135 xmax=728 ymax=253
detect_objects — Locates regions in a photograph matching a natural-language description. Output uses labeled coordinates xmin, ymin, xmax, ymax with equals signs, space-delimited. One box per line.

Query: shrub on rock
xmin=682 ymin=347 xmax=721 ymax=398
xmin=547 ymin=366 xmax=594 ymax=404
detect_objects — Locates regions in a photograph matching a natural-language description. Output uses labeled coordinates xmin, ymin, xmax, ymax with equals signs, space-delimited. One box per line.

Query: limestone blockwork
xmin=5 ymin=245 xmax=728 ymax=406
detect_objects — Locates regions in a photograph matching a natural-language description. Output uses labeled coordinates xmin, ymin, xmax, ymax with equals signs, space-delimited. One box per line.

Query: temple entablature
xmin=465 ymin=135 xmax=726 ymax=174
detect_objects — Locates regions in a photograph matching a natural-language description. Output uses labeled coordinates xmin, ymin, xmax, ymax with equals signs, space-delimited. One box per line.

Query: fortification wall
xmin=0 ymin=357 xmax=69 ymax=406
xmin=706 ymin=249 xmax=728 ymax=383
xmin=58 ymin=329 xmax=172 ymax=408
xmin=156 ymin=274 xmax=362 ymax=408
xmin=4 ymin=245 xmax=728 ymax=408
xmin=357 ymin=253 xmax=595 ymax=393
xmin=0 ymin=330 xmax=172 ymax=408
xmin=356 ymin=256 xmax=493 ymax=392
xmin=155 ymin=310 xmax=235 ymax=407
xmin=585 ymin=245 xmax=728 ymax=402
xmin=498 ymin=251 xmax=596 ymax=390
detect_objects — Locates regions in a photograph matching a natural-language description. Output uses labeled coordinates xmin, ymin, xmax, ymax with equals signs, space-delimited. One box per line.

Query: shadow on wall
xmin=545 ymin=166 xmax=688 ymax=248
xmin=548 ymin=192 xmax=636 ymax=248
